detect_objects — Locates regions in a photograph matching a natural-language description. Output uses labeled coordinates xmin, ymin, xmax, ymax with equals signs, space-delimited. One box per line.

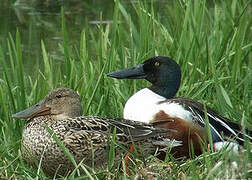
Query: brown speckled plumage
xmin=13 ymin=88 xmax=180 ymax=177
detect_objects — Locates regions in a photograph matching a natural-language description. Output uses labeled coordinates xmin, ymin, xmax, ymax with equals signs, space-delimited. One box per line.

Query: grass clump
xmin=0 ymin=0 xmax=251 ymax=179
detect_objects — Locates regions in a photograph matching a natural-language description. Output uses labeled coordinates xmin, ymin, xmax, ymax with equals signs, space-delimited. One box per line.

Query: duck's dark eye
xmin=154 ymin=61 xmax=160 ymax=67
xmin=56 ymin=95 xmax=62 ymax=98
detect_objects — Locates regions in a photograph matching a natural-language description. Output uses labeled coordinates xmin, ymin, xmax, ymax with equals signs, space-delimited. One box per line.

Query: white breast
xmin=124 ymin=88 xmax=193 ymax=123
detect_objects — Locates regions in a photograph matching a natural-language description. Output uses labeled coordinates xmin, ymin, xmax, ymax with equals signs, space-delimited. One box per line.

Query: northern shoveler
xmin=107 ymin=56 xmax=251 ymax=157
xmin=12 ymin=88 xmax=180 ymax=177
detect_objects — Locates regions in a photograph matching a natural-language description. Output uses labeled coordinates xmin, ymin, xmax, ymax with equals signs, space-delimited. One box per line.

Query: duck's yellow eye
xmin=154 ymin=61 xmax=160 ymax=67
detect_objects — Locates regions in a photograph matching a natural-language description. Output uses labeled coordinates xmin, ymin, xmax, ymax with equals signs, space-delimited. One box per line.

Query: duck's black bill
xmin=12 ymin=100 xmax=50 ymax=119
xmin=107 ymin=64 xmax=146 ymax=79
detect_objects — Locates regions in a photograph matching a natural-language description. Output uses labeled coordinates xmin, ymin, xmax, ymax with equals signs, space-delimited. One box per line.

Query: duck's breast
xmin=124 ymin=88 xmax=194 ymax=124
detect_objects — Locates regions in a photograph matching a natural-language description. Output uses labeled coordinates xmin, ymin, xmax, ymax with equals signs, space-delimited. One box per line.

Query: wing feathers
xmin=169 ymin=98 xmax=251 ymax=145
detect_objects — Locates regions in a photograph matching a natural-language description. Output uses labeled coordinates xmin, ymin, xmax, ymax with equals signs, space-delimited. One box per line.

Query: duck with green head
xmin=108 ymin=56 xmax=252 ymax=157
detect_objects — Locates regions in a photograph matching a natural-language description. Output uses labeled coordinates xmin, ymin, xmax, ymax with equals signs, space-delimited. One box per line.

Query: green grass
xmin=0 ymin=0 xmax=252 ymax=179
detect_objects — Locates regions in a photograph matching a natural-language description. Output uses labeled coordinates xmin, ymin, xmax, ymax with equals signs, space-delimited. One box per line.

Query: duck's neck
xmin=149 ymin=85 xmax=178 ymax=99
xmin=25 ymin=116 xmax=51 ymax=126
xmin=26 ymin=114 xmax=69 ymax=127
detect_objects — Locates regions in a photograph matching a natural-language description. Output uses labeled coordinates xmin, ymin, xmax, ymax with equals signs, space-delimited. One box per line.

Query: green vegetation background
xmin=0 ymin=0 xmax=251 ymax=179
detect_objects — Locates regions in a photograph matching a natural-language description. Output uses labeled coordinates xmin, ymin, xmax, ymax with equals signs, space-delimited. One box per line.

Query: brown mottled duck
xmin=12 ymin=88 xmax=180 ymax=177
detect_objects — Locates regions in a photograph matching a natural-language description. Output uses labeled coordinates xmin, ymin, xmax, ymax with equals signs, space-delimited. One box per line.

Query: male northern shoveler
xmin=12 ymin=88 xmax=180 ymax=177
xmin=107 ymin=56 xmax=252 ymax=157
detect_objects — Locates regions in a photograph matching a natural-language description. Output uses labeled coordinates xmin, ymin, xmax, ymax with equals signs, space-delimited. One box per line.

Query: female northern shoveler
xmin=12 ymin=88 xmax=179 ymax=177
xmin=107 ymin=56 xmax=251 ymax=157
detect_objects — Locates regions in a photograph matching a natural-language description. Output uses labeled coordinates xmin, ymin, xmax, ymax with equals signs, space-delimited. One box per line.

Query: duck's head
xmin=12 ymin=88 xmax=82 ymax=120
xmin=107 ymin=56 xmax=181 ymax=98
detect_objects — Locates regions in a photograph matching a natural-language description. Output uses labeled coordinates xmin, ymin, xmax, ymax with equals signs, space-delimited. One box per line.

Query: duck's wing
xmin=169 ymin=98 xmax=251 ymax=145
xmin=107 ymin=118 xmax=171 ymax=136
xmin=64 ymin=116 xmax=181 ymax=146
